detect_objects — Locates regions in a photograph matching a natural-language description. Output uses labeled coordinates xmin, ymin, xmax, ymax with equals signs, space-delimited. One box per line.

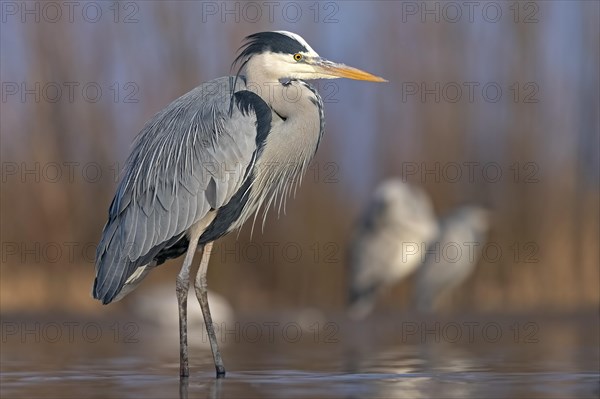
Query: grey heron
xmin=347 ymin=179 xmax=439 ymax=319
xmin=414 ymin=205 xmax=490 ymax=312
xmin=93 ymin=31 xmax=385 ymax=378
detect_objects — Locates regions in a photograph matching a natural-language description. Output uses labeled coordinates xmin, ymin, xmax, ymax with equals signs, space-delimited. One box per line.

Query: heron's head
xmin=366 ymin=179 xmax=439 ymax=240
xmin=233 ymin=31 xmax=386 ymax=82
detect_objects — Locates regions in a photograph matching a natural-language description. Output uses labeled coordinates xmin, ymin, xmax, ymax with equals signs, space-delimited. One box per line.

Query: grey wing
xmin=93 ymin=77 xmax=271 ymax=304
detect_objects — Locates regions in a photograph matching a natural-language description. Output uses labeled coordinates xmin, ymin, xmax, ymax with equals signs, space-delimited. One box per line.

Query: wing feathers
xmin=93 ymin=77 xmax=265 ymax=303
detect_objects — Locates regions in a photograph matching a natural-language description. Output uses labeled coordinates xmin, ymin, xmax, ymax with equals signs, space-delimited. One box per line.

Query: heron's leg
xmin=179 ymin=375 xmax=189 ymax=399
xmin=193 ymin=242 xmax=226 ymax=378
xmin=177 ymin=234 xmax=201 ymax=378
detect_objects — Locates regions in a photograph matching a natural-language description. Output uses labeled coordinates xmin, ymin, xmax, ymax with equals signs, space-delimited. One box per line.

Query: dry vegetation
xmin=1 ymin=3 xmax=598 ymax=315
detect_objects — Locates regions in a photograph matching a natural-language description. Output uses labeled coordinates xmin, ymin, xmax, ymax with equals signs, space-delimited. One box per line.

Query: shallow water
xmin=2 ymin=312 xmax=598 ymax=398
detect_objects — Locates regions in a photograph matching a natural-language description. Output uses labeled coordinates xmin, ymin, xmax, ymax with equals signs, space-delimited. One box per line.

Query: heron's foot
xmin=216 ymin=365 xmax=226 ymax=378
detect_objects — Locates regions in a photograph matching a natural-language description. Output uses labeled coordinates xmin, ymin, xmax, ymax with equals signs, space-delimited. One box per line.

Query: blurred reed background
xmin=1 ymin=1 xmax=598 ymax=316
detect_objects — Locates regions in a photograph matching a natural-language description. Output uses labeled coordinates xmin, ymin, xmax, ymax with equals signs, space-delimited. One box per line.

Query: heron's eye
xmin=293 ymin=53 xmax=303 ymax=62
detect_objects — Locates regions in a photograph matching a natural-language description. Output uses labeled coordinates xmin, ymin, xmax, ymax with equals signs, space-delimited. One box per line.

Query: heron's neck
xmin=236 ymin=59 xmax=325 ymax=229
xmin=249 ymin=74 xmax=322 ymax=138
xmin=244 ymin=56 xmax=324 ymax=154
xmin=244 ymin=60 xmax=311 ymax=119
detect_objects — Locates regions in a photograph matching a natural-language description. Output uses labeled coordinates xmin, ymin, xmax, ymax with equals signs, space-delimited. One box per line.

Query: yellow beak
xmin=313 ymin=59 xmax=387 ymax=82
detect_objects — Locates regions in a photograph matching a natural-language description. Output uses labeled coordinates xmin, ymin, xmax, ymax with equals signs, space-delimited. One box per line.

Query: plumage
xmin=348 ymin=180 xmax=439 ymax=319
xmin=94 ymin=78 xmax=273 ymax=304
xmin=93 ymin=54 xmax=327 ymax=305
xmin=414 ymin=206 xmax=490 ymax=312
xmin=93 ymin=31 xmax=385 ymax=377
xmin=232 ymin=31 xmax=312 ymax=68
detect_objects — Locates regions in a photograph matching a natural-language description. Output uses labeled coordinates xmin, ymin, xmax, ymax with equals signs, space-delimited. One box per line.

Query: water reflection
xmin=1 ymin=312 xmax=598 ymax=399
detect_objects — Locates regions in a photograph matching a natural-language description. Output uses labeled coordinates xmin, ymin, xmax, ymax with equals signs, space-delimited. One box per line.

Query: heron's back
xmin=93 ymin=76 xmax=271 ymax=304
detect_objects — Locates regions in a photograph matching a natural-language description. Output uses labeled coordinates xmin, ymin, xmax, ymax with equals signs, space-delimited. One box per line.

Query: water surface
xmin=2 ymin=312 xmax=598 ymax=398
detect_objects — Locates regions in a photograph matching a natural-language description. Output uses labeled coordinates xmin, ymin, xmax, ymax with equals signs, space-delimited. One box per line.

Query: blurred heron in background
xmin=347 ymin=179 xmax=439 ymax=319
xmin=92 ymin=31 xmax=385 ymax=378
xmin=414 ymin=206 xmax=490 ymax=313
xmin=132 ymin=285 xmax=233 ymax=351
